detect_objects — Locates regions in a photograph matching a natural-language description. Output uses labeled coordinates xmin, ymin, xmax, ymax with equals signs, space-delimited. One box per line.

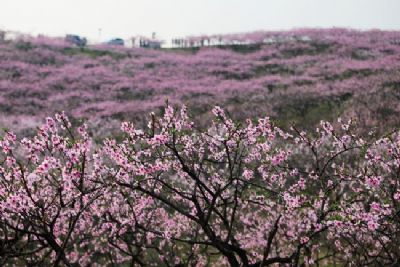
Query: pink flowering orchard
xmin=1 ymin=105 xmax=400 ymax=266
xmin=1 ymin=29 xmax=400 ymax=138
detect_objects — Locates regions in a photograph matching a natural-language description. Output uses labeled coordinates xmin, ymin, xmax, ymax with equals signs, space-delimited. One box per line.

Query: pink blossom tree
xmin=1 ymin=106 xmax=400 ymax=266
xmin=0 ymin=113 xmax=111 ymax=266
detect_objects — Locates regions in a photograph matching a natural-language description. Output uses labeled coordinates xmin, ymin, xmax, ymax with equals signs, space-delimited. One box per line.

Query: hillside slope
xmin=1 ymin=29 xmax=400 ymax=136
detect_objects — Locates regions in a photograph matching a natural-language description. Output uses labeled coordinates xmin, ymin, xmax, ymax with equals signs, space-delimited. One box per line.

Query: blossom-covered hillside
xmin=1 ymin=28 xmax=400 ymax=136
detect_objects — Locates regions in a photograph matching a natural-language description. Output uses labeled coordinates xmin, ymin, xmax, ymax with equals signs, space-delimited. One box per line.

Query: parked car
xmin=65 ymin=34 xmax=87 ymax=47
xmin=107 ymin=38 xmax=125 ymax=46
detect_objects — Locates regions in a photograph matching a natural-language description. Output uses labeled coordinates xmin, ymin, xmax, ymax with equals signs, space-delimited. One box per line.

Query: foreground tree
xmin=0 ymin=113 xmax=111 ymax=266
xmin=1 ymin=105 xmax=400 ymax=266
xmin=104 ymin=105 xmax=400 ymax=266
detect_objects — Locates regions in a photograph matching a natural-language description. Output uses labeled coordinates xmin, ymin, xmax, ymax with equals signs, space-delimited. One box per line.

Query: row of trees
xmin=1 ymin=105 xmax=400 ymax=266
xmin=178 ymin=28 xmax=400 ymax=48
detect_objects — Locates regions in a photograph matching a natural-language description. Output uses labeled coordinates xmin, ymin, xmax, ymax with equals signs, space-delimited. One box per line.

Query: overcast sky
xmin=1 ymin=0 xmax=399 ymax=42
